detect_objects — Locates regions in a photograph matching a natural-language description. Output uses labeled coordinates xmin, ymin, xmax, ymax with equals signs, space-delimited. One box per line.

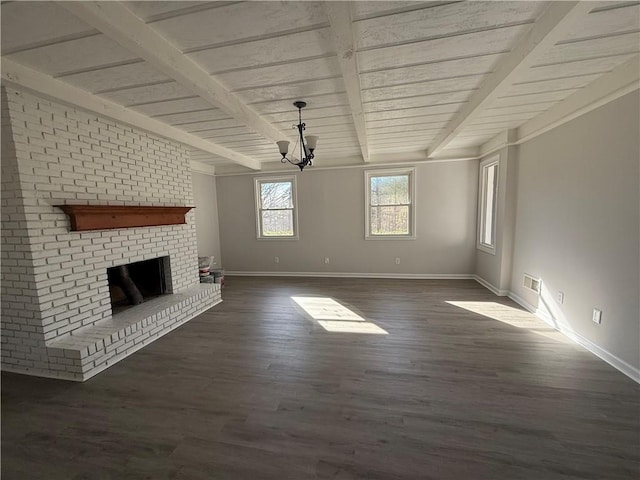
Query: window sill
xmin=477 ymin=243 xmax=496 ymax=255
xmin=257 ymin=236 xmax=299 ymax=241
xmin=365 ymin=235 xmax=416 ymax=241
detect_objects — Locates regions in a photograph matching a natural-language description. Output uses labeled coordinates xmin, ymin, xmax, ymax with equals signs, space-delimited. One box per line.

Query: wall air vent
xmin=523 ymin=273 xmax=541 ymax=293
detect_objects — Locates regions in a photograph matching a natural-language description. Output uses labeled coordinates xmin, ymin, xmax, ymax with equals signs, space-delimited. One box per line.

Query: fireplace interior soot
xmin=107 ymin=257 xmax=168 ymax=314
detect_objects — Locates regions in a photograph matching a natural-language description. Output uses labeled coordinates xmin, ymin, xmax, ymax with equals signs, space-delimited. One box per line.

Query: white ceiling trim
xmin=60 ymin=1 xmax=292 ymax=148
xmin=190 ymin=161 xmax=217 ymax=176
xmin=1 ymin=58 xmax=261 ymax=170
xmin=428 ymin=1 xmax=592 ymax=157
xmin=324 ymin=2 xmax=370 ymax=163
xmin=479 ymin=130 xmax=518 ymax=158
xmin=369 ymin=151 xmax=428 ymax=163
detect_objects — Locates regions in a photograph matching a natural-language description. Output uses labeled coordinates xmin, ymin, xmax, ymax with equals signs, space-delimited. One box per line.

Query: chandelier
xmin=276 ymin=101 xmax=318 ymax=171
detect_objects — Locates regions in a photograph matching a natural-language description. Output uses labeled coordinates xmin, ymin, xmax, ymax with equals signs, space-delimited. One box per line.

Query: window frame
xmin=477 ymin=156 xmax=499 ymax=255
xmin=364 ymin=167 xmax=416 ymax=240
xmin=254 ymin=175 xmax=299 ymax=240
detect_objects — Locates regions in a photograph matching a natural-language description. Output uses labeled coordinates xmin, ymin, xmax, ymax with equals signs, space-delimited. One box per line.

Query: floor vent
xmin=523 ymin=273 xmax=541 ymax=293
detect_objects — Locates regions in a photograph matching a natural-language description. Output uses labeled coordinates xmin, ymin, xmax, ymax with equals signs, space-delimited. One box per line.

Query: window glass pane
xmin=370 ymin=205 xmax=409 ymax=235
xmin=481 ymin=163 xmax=498 ymax=247
xmin=261 ymin=210 xmax=293 ymax=236
xmin=260 ymin=181 xmax=292 ymax=209
xmin=370 ymin=175 xmax=409 ymax=206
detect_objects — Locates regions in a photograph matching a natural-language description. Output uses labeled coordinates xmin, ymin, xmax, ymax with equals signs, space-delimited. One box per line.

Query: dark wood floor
xmin=2 ymin=277 xmax=639 ymax=479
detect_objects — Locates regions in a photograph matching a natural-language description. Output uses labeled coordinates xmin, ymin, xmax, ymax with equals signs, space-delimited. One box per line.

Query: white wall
xmin=216 ymin=160 xmax=478 ymax=275
xmin=192 ymin=171 xmax=222 ymax=265
xmin=510 ymin=90 xmax=639 ymax=372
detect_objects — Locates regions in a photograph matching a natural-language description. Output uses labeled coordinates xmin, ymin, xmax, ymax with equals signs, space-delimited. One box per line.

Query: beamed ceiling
xmin=1 ymin=1 xmax=639 ymax=174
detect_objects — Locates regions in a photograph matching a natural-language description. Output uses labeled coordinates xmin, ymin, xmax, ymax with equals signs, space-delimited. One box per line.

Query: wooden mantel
xmin=56 ymin=205 xmax=194 ymax=232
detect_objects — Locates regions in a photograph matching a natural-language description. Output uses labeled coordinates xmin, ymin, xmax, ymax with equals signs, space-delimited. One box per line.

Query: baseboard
xmin=508 ymin=292 xmax=640 ymax=384
xmin=225 ymin=271 xmax=476 ymax=280
xmin=473 ymin=275 xmax=509 ymax=296
xmin=507 ymin=291 xmax=538 ymax=314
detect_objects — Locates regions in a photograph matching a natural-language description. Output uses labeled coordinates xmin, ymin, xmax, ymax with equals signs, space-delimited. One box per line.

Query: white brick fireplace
xmin=1 ymin=87 xmax=221 ymax=381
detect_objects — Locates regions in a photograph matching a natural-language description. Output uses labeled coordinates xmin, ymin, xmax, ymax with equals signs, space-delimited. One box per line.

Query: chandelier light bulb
xmin=305 ymin=135 xmax=318 ymax=152
xmin=276 ymin=140 xmax=290 ymax=156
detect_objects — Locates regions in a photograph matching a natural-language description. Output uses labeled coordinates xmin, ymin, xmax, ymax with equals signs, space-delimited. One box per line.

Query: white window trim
xmin=254 ymin=175 xmax=299 ymax=240
xmin=477 ymin=156 xmax=499 ymax=255
xmin=364 ymin=167 xmax=416 ymax=240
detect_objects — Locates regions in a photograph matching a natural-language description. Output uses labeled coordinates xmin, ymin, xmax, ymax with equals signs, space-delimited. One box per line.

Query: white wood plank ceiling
xmin=2 ymin=1 xmax=639 ymax=173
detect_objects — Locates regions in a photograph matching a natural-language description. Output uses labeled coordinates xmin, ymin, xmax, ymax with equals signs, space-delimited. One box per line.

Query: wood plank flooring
xmin=2 ymin=277 xmax=639 ymax=479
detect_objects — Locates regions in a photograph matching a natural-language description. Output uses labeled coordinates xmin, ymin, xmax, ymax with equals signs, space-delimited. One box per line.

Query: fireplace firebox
xmin=107 ymin=257 xmax=169 ymax=314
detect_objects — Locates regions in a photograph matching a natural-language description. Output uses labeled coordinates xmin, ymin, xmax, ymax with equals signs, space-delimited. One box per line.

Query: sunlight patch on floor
xmin=446 ymin=301 xmax=570 ymax=343
xmin=291 ymin=296 xmax=388 ymax=335
xmin=316 ymin=320 xmax=388 ymax=334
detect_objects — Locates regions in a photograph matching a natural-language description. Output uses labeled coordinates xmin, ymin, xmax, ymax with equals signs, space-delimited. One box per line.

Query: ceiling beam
xmin=61 ymin=1 xmax=291 ymax=148
xmin=428 ymin=1 xmax=592 ymax=157
xmin=324 ymin=2 xmax=370 ymax=163
xmin=427 ymin=147 xmax=481 ymax=162
xmin=478 ymin=55 xmax=640 ymax=156
xmin=1 ymin=58 xmax=261 ymax=170
xmin=517 ymin=55 xmax=639 ymax=144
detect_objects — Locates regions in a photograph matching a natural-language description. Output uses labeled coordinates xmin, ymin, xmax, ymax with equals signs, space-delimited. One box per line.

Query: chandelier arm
xmin=280 ymin=155 xmax=297 ymax=165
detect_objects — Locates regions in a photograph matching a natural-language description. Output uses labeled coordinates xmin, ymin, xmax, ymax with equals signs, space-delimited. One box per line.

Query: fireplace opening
xmin=107 ymin=257 xmax=168 ymax=314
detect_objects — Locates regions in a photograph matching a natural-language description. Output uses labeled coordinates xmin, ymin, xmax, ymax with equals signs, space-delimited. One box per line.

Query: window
xmin=478 ymin=157 xmax=499 ymax=254
xmin=254 ymin=176 xmax=298 ymax=239
xmin=365 ymin=168 xmax=415 ymax=239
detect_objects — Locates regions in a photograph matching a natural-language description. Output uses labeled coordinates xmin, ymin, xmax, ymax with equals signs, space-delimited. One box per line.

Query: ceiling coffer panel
xmin=179 ymin=119 xmax=244 ymax=133
xmin=0 ymin=1 xmax=96 ymax=55
xmin=100 ymin=81 xmax=195 ymax=107
xmin=189 ymin=28 xmax=336 ymax=75
xmin=353 ymin=1 xmax=547 ymax=50
xmin=236 ymin=78 xmax=346 ymax=104
xmin=252 ymin=94 xmax=349 ymax=115
xmin=157 ymin=109 xmax=232 ymax=125
xmin=148 ymin=2 xmax=328 ymax=51
xmin=6 ymin=34 xmax=139 ymax=77
xmin=60 ymin=61 xmax=171 ymax=94
xmin=364 ymin=91 xmax=472 ymax=113
xmin=125 ymin=2 xmax=215 ymax=22
xmin=356 ymin=24 xmax=533 ymax=73
xmin=359 ymin=54 xmax=503 ymax=90
xmin=362 ymin=76 xmax=484 ymax=103
xmin=522 ymin=55 xmax=638 ymax=83
xmin=217 ymin=57 xmax=342 ymax=92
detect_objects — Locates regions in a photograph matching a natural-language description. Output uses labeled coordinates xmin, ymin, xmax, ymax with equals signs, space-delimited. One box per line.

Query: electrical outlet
xmin=557 ymin=291 xmax=564 ymax=304
xmin=274 ymin=256 xmax=279 ymax=264
xmin=592 ymin=308 xmax=602 ymax=325
xmin=324 ymin=257 xmax=330 ymax=264
xmin=395 ymin=257 xmax=401 ymax=265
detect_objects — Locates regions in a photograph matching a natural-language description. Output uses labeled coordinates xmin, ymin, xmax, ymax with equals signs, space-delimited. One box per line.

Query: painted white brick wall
xmin=1 ymin=87 xmax=215 ymax=380
xmin=1 ymin=88 xmax=50 ymax=373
